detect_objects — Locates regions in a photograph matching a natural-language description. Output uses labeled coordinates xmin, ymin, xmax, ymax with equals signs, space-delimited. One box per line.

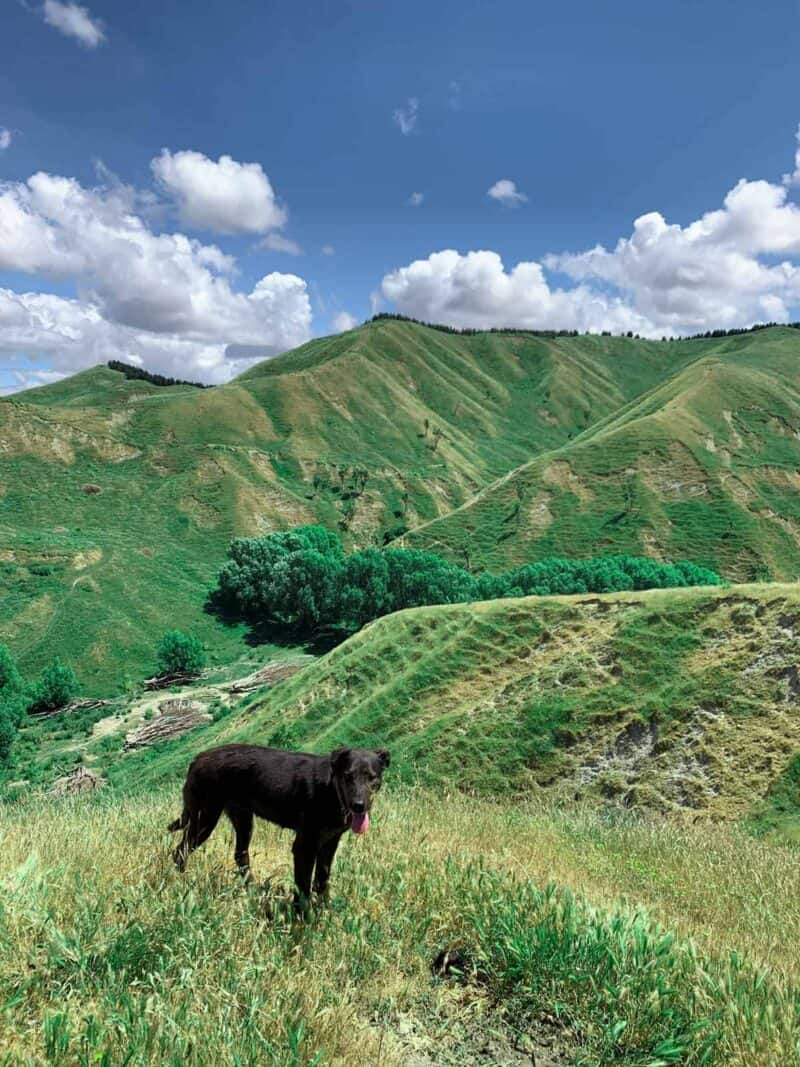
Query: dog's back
xmin=178 ymin=743 xmax=337 ymax=832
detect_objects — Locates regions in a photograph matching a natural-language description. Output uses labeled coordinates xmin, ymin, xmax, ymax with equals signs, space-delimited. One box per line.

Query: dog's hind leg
xmin=227 ymin=807 xmax=254 ymax=878
xmin=173 ymin=806 xmax=222 ymax=871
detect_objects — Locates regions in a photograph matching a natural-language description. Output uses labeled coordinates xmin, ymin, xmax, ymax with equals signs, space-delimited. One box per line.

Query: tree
xmin=27 ymin=657 xmax=79 ymax=715
xmin=0 ymin=644 xmax=24 ymax=764
xmin=156 ymin=631 xmax=207 ymax=677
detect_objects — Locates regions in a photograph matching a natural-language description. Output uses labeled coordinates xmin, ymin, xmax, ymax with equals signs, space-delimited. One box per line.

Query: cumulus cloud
xmin=383 ymin=130 xmax=800 ymax=337
xmin=332 ymin=311 xmax=358 ymax=333
xmin=41 ymin=0 xmax=105 ymax=47
xmin=546 ymin=177 xmax=800 ymax=332
xmin=0 ymin=168 xmax=312 ymax=387
xmin=0 ymin=129 xmax=11 ymax=150
xmin=151 ymin=149 xmax=287 ymax=235
xmin=393 ymin=98 xmax=419 ymax=136
xmin=381 ymin=249 xmax=651 ymax=334
xmin=408 ymin=191 xmax=424 ymax=207
xmin=487 ymin=179 xmax=527 ymax=207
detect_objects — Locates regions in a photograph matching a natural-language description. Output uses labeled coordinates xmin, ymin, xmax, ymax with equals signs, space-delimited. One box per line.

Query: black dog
xmin=168 ymin=744 xmax=390 ymax=908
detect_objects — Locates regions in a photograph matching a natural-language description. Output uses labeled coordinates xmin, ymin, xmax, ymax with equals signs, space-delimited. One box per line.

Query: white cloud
xmin=381 ymin=249 xmax=651 ymax=334
xmin=332 ymin=311 xmax=358 ymax=333
xmin=41 ymin=0 xmax=105 ymax=47
xmin=393 ymin=98 xmax=419 ymax=136
xmin=321 ymin=244 xmax=335 ymax=256
xmin=383 ymin=130 xmax=800 ymax=337
xmin=0 ymin=167 xmax=312 ymax=386
xmin=369 ymin=290 xmax=383 ymax=316
xmin=547 ymin=177 xmax=800 ymax=333
xmin=0 ymin=129 xmax=11 ymax=151
xmin=783 ymin=124 xmax=800 ymax=187
xmin=487 ymin=179 xmax=527 ymax=207
xmin=408 ymin=191 xmax=424 ymax=207
xmin=151 ymin=149 xmax=287 ymax=235
xmin=447 ymin=81 xmax=462 ymax=111
xmin=261 ymin=233 xmax=303 ymax=255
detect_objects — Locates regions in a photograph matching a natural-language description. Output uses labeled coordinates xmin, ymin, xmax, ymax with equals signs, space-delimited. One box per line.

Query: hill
xmin=47 ymin=582 xmax=793 ymax=840
xmin=2 ymin=320 xmax=800 ymax=687
xmin=404 ymin=327 xmax=800 ymax=580
xmin=0 ymin=320 xmax=704 ymax=688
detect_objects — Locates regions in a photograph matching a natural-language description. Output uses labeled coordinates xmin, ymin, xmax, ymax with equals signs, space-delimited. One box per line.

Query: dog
xmin=168 ymin=743 xmax=390 ymax=909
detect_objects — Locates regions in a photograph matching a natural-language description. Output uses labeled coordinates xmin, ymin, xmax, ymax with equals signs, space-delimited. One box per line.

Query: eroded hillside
xmin=91 ymin=583 xmax=800 ymax=839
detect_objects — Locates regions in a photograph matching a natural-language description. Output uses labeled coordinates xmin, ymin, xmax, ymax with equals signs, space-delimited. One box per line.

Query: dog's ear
xmin=331 ymin=747 xmax=352 ymax=773
xmin=375 ymin=749 xmax=391 ymax=770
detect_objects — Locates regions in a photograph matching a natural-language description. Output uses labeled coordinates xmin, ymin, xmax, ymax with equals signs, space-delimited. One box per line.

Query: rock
xmin=51 ymin=767 xmax=106 ymax=796
xmin=81 ymin=483 xmax=103 ymax=494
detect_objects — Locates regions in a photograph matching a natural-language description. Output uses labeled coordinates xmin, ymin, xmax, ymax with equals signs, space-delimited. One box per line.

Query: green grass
xmin=405 ymin=329 xmax=800 ymax=580
xmin=1 ymin=788 xmax=799 ymax=1065
xmin=5 ymin=321 xmax=800 ymax=686
xmin=20 ymin=582 xmax=791 ymax=845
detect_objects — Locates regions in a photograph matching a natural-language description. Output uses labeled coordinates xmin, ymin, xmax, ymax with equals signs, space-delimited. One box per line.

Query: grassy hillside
xmin=2 ymin=787 xmax=799 ymax=1065
xmin=32 ymin=582 xmax=789 ymax=842
xmin=405 ymin=327 xmax=800 ymax=580
xmin=4 ymin=584 xmax=800 ymax=1063
xmin=0 ymin=321 xmax=696 ymax=688
xmin=3 ymin=320 xmax=800 ymax=688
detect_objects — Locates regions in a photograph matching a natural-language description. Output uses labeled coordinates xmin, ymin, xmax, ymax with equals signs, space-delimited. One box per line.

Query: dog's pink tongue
xmin=350 ymin=811 xmax=369 ymax=835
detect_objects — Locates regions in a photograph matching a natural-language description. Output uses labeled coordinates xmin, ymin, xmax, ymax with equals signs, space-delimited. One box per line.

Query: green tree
xmin=156 ymin=631 xmax=207 ymax=677
xmin=27 ymin=657 xmax=80 ymax=715
xmin=0 ymin=644 xmax=24 ymax=765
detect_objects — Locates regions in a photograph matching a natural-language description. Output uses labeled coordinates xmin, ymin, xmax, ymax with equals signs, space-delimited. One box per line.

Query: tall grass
xmin=1 ymin=789 xmax=799 ymax=1064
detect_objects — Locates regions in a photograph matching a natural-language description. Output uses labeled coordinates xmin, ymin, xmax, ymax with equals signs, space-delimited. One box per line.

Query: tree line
xmin=213 ymin=525 xmax=721 ymax=635
xmin=370 ymin=312 xmax=800 ymax=343
xmin=107 ymin=360 xmax=209 ymax=389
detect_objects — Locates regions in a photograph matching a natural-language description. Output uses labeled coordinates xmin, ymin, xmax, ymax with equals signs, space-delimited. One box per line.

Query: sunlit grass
xmin=1 ymin=788 xmax=798 ymax=1065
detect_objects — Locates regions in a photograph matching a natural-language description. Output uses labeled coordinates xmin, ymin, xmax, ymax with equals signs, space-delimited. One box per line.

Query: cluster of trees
xmin=370 ymin=313 xmax=582 ymax=339
xmin=214 ymin=525 xmax=721 ymax=635
xmin=0 ymin=648 xmax=80 ymax=764
xmin=107 ymin=360 xmax=209 ymax=390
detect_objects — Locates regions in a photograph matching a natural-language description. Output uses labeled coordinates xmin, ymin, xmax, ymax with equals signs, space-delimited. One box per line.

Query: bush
xmin=156 ymin=631 xmax=207 ymax=677
xmin=0 ymin=644 xmax=24 ymax=764
xmin=212 ymin=526 xmax=722 ymax=637
xmin=27 ymin=658 xmax=80 ymax=715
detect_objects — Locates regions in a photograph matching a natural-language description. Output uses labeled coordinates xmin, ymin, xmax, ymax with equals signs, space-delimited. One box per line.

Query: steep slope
xmin=94 ymin=583 xmax=800 ymax=836
xmin=0 ymin=321 xmax=698 ymax=687
xmin=405 ymin=327 xmax=800 ymax=580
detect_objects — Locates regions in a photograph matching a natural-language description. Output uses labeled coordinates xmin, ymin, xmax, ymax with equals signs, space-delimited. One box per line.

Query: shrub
xmin=156 ymin=631 xmax=207 ymax=677
xmin=0 ymin=644 xmax=24 ymax=765
xmin=212 ymin=527 xmax=722 ymax=637
xmin=27 ymin=658 xmax=80 ymax=715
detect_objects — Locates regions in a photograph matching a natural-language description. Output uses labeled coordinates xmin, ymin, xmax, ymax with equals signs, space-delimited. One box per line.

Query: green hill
xmin=3 ymin=320 xmax=800 ymax=689
xmin=0 ymin=321 xmax=700 ymax=688
xmin=405 ymin=327 xmax=800 ymax=580
xmin=70 ymin=582 xmax=796 ymax=841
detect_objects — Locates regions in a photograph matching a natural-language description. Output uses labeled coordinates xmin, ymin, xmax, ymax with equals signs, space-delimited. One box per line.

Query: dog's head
xmin=330 ymin=746 xmax=390 ymax=834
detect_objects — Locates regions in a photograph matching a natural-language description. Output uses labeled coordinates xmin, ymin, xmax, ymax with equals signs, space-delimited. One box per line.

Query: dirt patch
xmin=72 ymin=548 xmax=103 ymax=570
xmin=542 ymin=460 xmax=594 ymax=504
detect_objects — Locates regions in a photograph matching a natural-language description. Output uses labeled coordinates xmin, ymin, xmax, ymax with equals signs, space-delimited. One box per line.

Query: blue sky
xmin=1 ymin=0 xmax=800 ymax=388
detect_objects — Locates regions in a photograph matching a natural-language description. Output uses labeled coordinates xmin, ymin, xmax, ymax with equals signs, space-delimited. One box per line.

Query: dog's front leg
xmin=313 ymin=832 xmax=343 ymax=902
xmin=292 ymin=832 xmax=317 ymax=915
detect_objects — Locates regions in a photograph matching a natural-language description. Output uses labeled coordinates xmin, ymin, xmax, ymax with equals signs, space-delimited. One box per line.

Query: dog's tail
xmin=167 ymin=810 xmax=189 ymax=832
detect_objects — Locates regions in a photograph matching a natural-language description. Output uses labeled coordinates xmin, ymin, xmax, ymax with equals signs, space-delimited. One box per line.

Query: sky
xmin=1 ymin=0 xmax=800 ymax=391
